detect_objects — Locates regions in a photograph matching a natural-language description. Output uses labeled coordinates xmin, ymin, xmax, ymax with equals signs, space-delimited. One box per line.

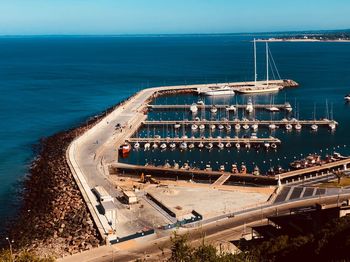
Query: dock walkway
xmin=142 ymin=119 xmax=337 ymax=127
xmin=148 ymin=103 xmax=292 ymax=111
xmin=111 ymin=162 xmax=276 ymax=183
xmin=127 ymin=137 xmax=281 ymax=144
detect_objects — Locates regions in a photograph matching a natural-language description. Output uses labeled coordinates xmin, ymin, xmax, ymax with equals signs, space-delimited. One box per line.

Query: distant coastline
xmin=256 ymin=38 xmax=350 ymax=43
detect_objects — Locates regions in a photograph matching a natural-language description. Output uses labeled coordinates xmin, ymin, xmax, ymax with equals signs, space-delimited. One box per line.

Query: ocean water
xmin=1 ymin=35 xmax=350 ymax=231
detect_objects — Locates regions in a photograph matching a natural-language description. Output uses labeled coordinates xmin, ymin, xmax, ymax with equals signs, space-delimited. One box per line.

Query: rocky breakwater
xmin=5 ymin=97 xmax=135 ymax=258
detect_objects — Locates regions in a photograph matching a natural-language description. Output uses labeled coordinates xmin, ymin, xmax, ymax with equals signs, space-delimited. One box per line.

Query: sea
xmin=0 ymin=35 xmax=350 ymax=232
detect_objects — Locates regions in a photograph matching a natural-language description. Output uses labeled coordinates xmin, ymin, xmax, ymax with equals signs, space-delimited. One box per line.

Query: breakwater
xmin=2 ymin=98 xmax=134 ymax=257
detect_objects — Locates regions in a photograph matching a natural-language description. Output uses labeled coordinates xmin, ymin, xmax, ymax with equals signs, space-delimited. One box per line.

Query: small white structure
xmin=123 ymin=190 xmax=138 ymax=204
xmin=101 ymin=200 xmax=117 ymax=230
xmin=92 ymin=186 xmax=113 ymax=202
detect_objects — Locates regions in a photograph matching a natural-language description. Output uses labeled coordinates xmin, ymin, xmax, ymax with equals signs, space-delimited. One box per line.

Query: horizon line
xmin=0 ymin=28 xmax=349 ymax=37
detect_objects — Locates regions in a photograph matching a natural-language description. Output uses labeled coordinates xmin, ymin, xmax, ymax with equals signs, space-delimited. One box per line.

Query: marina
xmin=3 ymin=11 xmax=350 ymax=260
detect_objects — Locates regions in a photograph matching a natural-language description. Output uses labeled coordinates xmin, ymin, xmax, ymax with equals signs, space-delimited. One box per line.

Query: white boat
xmin=219 ymin=165 xmax=225 ymax=172
xmin=267 ymin=106 xmax=280 ymax=112
xmin=210 ymin=124 xmax=216 ymax=130
xmin=269 ymin=123 xmax=277 ymax=130
xmin=311 ymin=104 xmax=318 ymax=131
xmin=191 ymin=124 xmax=198 ymax=131
xmin=144 ymin=142 xmax=151 ymax=150
xmin=285 ymin=124 xmax=293 ymax=131
xmin=188 ymin=143 xmax=195 ymax=149
xmin=197 ymin=99 xmax=205 ymax=105
xmin=180 ymin=142 xmax=187 ymax=150
xmin=225 ymin=142 xmax=232 ymax=148
xmin=210 ymin=106 xmax=218 ymax=114
xmin=152 ymin=143 xmax=158 ymax=149
xmin=285 ymin=103 xmax=293 ymax=112
xmin=206 ymin=143 xmax=213 ymax=150
xmin=217 ymin=142 xmax=224 ymax=149
xmin=243 ymin=124 xmax=250 ymax=130
xmin=245 ymin=143 xmax=251 ymax=149
xmin=218 ymin=124 xmax=224 ymax=130
xmin=251 ymin=124 xmax=259 ymax=131
xmin=235 ymin=143 xmax=241 ymax=149
xmin=226 ymin=105 xmax=236 ymax=112
xmin=246 ymin=98 xmax=254 ymax=113
xmin=225 ymin=125 xmax=231 ymax=131
xmin=295 ymin=123 xmax=302 ymax=131
xmin=235 ymin=124 xmax=241 ymax=130
xmin=344 ymin=94 xmax=350 ymax=102
xmin=134 ymin=142 xmax=140 ymax=149
xmin=198 ymin=142 xmax=204 ymax=148
xmin=329 ymin=122 xmax=336 ymax=130
xmin=202 ymin=85 xmax=235 ymax=96
xmin=160 ymin=143 xmax=167 ymax=150
xmin=239 ymin=85 xmax=281 ymax=94
xmin=264 ymin=142 xmax=270 ymax=149
xmin=205 ymin=164 xmax=212 ymax=171
xmin=251 ymin=133 xmax=258 ymax=139
xmin=271 ymin=143 xmax=277 ymax=149
xmin=199 ymin=124 xmax=205 ymax=131
xmin=169 ymin=143 xmax=176 ymax=149
xmin=194 ymin=116 xmax=200 ymax=121
xmin=174 ymin=123 xmax=181 ymax=129
xmin=238 ymin=39 xmax=281 ymax=94
xmin=190 ymin=103 xmax=198 ymax=114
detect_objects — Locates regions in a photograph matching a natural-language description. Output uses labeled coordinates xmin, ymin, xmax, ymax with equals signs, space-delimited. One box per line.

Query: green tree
xmin=168 ymin=232 xmax=194 ymax=262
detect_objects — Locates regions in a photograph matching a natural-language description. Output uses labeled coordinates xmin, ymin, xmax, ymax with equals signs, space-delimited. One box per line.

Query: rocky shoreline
xmin=2 ymin=87 xmax=197 ymax=258
xmin=3 ymin=97 xmax=134 ymax=258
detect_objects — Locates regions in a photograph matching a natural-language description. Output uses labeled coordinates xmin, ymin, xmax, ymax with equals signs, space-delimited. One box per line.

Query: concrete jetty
xmin=142 ymin=119 xmax=338 ymax=127
xmin=110 ymin=162 xmax=276 ymax=184
xmin=127 ymin=136 xmax=281 ymax=144
xmin=148 ymin=103 xmax=293 ymax=111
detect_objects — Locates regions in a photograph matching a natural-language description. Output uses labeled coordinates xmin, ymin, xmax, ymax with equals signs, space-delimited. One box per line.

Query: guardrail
xmin=110 ymin=229 xmax=155 ymax=244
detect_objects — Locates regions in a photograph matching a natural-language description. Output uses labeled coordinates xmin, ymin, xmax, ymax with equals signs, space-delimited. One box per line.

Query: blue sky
xmin=0 ymin=0 xmax=349 ymax=35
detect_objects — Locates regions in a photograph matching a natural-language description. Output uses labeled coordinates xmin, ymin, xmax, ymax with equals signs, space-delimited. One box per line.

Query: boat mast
xmin=254 ymin=38 xmax=257 ymax=87
xmin=266 ymin=42 xmax=269 ymax=86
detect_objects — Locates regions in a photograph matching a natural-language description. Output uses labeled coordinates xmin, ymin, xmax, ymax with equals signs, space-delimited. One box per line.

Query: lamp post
xmin=5 ymin=237 xmax=14 ymax=262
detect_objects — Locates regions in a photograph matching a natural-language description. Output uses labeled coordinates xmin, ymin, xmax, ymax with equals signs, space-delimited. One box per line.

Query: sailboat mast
xmin=254 ymin=38 xmax=257 ymax=87
xmin=266 ymin=42 xmax=269 ymax=86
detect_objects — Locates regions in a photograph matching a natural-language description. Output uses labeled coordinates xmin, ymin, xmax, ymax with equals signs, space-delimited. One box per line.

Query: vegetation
xmin=0 ymin=249 xmax=54 ymax=262
xmin=167 ymin=232 xmax=250 ymax=262
xmin=167 ymin=215 xmax=350 ymax=261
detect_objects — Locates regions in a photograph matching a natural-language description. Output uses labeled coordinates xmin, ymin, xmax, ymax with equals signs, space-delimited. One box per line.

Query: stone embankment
xmin=4 ymin=98 xmax=133 ymax=257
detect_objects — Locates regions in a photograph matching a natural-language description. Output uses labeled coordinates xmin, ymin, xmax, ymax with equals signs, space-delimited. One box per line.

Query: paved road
xmin=59 ymin=192 xmax=350 ymax=262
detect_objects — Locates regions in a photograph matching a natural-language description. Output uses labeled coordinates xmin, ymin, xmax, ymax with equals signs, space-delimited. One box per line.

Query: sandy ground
xmin=146 ymin=184 xmax=270 ymax=219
